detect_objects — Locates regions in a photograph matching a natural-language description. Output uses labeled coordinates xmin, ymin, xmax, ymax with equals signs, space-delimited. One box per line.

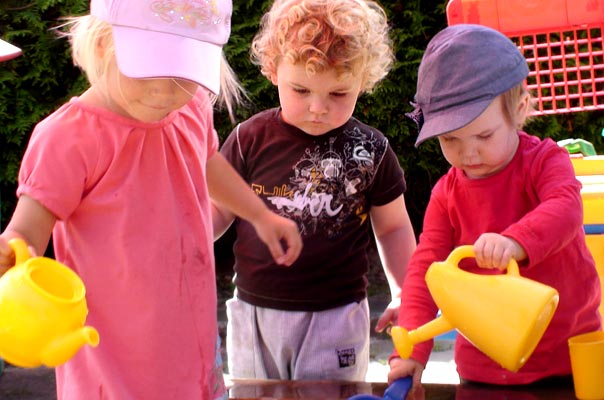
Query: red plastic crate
xmin=447 ymin=0 xmax=604 ymax=115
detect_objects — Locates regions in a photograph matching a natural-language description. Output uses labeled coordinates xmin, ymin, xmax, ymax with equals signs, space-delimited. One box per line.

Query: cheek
xmin=175 ymin=91 xmax=195 ymax=107
xmin=279 ymin=92 xmax=304 ymax=114
xmin=439 ymin=143 xmax=460 ymax=166
xmin=331 ymin=98 xmax=357 ymax=121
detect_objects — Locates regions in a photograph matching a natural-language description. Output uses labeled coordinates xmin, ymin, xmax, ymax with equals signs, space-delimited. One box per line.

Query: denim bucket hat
xmin=410 ymin=24 xmax=529 ymax=147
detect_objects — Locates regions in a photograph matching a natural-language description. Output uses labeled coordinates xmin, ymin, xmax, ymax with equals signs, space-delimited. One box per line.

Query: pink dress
xmin=17 ymin=90 xmax=226 ymax=399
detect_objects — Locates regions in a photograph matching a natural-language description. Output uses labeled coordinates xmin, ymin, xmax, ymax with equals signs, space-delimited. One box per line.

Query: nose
xmin=460 ymin=143 xmax=479 ymax=163
xmin=147 ymin=79 xmax=178 ymax=98
xmin=308 ymin=95 xmax=328 ymax=115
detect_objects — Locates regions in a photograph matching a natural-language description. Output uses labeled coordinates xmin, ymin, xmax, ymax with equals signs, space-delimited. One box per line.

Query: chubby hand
xmin=0 ymin=237 xmax=20 ymax=276
xmin=473 ymin=233 xmax=527 ymax=270
xmin=251 ymin=210 xmax=302 ymax=266
xmin=0 ymin=236 xmax=40 ymax=277
xmin=375 ymin=297 xmax=400 ymax=333
xmin=388 ymin=357 xmax=425 ymax=399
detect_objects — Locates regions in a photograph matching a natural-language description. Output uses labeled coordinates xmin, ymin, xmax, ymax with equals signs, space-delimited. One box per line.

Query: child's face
xmin=437 ymin=96 xmax=520 ymax=179
xmin=104 ymin=61 xmax=199 ymax=123
xmin=271 ymin=59 xmax=363 ymax=136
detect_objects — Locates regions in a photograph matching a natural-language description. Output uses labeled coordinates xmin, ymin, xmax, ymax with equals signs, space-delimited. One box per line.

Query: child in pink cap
xmin=0 ymin=1 xmax=301 ymax=399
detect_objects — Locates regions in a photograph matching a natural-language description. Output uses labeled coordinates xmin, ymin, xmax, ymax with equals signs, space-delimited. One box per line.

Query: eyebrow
xmin=288 ymin=79 xmax=354 ymax=92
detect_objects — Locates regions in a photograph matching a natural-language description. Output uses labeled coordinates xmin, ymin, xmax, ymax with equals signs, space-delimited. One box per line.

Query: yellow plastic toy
xmin=0 ymin=238 xmax=99 ymax=368
xmin=391 ymin=245 xmax=559 ymax=372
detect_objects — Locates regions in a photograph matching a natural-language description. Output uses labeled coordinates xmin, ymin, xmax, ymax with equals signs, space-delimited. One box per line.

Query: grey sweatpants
xmin=226 ymin=296 xmax=369 ymax=381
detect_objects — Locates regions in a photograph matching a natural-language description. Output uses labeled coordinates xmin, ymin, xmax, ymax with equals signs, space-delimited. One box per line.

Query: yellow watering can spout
xmin=40 ymin=326 xmax=100 ymax=367
xmin=392 ymin=245 xmax=559 ymax=372
xmin=392 ymin=317 xmax=454 ymax=359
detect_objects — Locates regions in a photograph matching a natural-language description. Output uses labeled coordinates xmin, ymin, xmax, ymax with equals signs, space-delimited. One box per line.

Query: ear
xmin=517 ymin=92 xmax=530 ymax=116
xmin=95 ymin=34 xmax=108 ymax=60
xmin=269 ymin=71 xmax=278 ymax=86
xmin=515 ymin=91 xmax=531 ymax=127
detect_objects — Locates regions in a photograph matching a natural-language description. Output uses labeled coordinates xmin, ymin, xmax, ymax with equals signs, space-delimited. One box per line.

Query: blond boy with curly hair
xmin=213 ymin=0 xmax=416 ymax=381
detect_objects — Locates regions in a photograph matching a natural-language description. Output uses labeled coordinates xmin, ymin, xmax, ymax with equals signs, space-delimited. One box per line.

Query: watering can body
xmin=392 ymin=245 xmax=559 ymax=372
xmin=0 ymin=238 xmax=99 ymax=367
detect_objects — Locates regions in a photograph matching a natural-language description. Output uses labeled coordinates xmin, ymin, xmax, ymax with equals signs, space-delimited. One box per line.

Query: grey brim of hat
xmin=415 ymin=96 xmax=496 ymax=147
xmin=413 ymin=24 xmax=529 ymax=147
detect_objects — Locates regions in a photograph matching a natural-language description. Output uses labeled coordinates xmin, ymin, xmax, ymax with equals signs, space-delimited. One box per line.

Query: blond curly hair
xmin=251 ymin=0 xmax=394 ymax=94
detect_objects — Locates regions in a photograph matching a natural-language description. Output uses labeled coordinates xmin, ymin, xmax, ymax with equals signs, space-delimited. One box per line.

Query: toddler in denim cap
xmin=389 ymin=23 xmax=601 ymax=390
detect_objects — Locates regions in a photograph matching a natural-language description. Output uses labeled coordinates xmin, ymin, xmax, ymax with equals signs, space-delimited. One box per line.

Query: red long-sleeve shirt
xmin=398 ymin=132 xmax=601 ymax=384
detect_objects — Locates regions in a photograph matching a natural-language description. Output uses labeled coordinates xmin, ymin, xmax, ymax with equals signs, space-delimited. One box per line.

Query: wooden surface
xmin=227 ymin=378 xmax=579 ymax=399
xmin=0 ymin=367 xmax=580 ymax=400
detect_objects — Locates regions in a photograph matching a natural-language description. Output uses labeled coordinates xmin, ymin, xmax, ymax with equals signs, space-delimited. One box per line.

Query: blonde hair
xmin=252 ymin=0 xmax=394 ymax=94
xmin=500 ymin=83 xmax=535 ymax=129
xmin=56 ymin=15 xmax=245 ymax=120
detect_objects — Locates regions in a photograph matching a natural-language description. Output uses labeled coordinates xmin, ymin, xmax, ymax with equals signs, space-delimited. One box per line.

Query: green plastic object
xmin=557 ymin=138 xmax=597 ymax=156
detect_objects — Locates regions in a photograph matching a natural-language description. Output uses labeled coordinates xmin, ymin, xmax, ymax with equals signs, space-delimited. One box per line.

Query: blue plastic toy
xmin=348 ymin=376 xmax=413 ymax=400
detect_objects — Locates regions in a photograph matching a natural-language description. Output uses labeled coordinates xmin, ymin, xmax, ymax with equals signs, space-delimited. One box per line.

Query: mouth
xmin=145 ymin=104 xmax=170 ymax=110
xmin=464 ymin=164 xmax=483 ymax=170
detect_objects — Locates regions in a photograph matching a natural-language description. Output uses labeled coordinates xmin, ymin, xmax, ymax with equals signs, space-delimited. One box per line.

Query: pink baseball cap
xmin=0 ymin=38 xmax=22 ymax=62
xmin=90 ymin=0 xmax=232 ymax=94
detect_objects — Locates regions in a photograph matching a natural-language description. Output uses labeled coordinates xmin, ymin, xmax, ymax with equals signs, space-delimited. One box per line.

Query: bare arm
xmin=207 ymin=152 xmax=302 ymax=266
xmin=0 ymin=195 xmax=56 ymax=275
xmin=370 ymin=194 xmax=416 ymax=332
xmin=211 ymin=199 xmax=236 ymax=240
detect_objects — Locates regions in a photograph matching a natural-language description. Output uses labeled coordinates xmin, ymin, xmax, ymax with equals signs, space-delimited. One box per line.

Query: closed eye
xmin=477 ymin=132 xmax=494 ymax=140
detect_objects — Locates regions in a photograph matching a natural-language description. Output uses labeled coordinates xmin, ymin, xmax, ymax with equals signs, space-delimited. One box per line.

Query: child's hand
xmin=388 ymin=357 xmax=425 ymax=398
xmin=473 ymin=233 xmax=527 ymax=270
xmin=0 ymin=237 xmax=16 ymax=276
xmin=251 ymin=210 xmax=302 ymax=266
xmin=374 ymin=297 xmax=400 ymax=333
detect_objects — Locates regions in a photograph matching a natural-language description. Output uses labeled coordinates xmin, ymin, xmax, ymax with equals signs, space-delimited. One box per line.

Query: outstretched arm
xmin=370 ymin=194 xmax=416 ymax=332
xmin=207 ymin=152 xmax=302 ymax=266
xmin=0 ymin=195 xmax=56 ymax=275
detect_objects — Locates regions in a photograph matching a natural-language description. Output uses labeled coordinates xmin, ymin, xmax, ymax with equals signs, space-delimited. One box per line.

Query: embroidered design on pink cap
xmin=89 ymin=0 xmax=232 ymax=93
xmin=150 ymin=0 xmax=224 ymax=28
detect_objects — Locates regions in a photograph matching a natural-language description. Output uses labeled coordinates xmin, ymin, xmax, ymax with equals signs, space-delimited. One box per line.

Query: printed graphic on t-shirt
xmin=258 ymin=126 xmax=386 ymax=237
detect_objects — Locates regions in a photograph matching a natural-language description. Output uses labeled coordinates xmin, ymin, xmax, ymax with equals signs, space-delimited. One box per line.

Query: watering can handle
xmin=448 ymin=245 xmax=520 ymax=277
xmin=7 ymin=238 xmax=32 ymax=266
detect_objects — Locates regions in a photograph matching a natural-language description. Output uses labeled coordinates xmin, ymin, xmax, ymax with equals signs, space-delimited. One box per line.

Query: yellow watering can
xmin=392 ymin=245 xmax=559 ymax=372
xmin=0 ymin=238 xmax=99 ymax=368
